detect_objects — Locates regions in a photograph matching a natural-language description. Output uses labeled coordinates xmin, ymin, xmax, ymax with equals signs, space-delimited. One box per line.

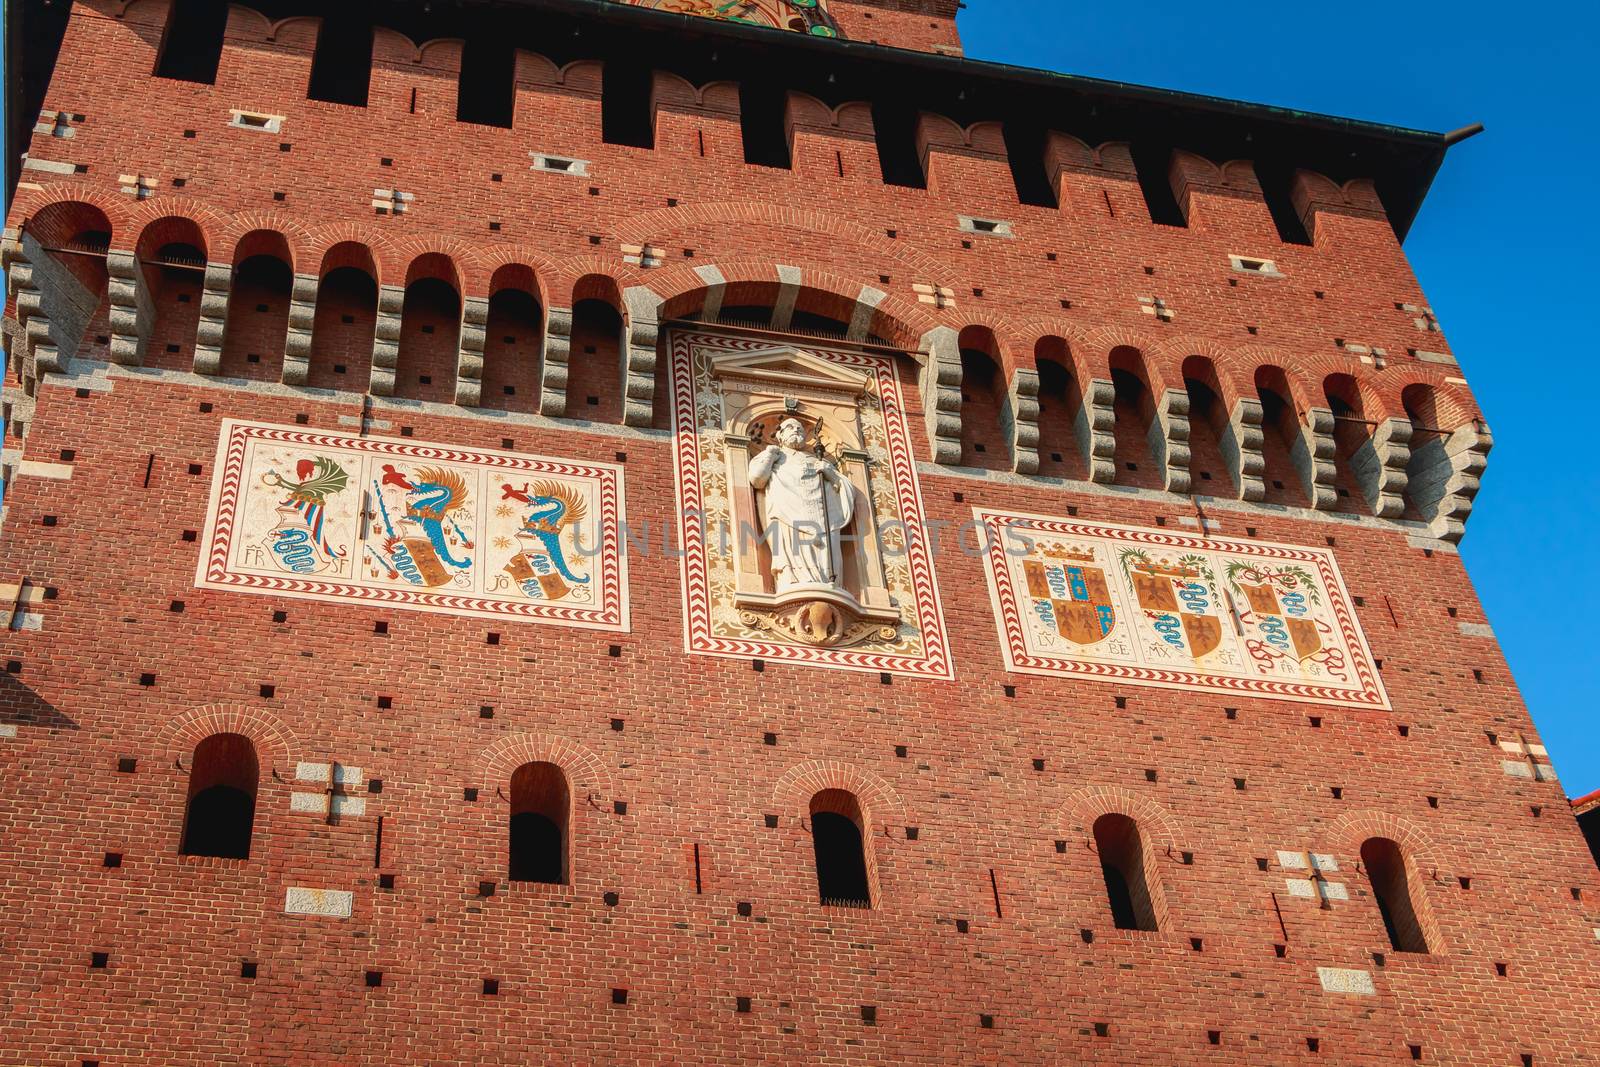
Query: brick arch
xmin=305 ymin=225 xmax=399 ymax=288
xmin=125 ymin=199 xmax=226 ymax=255
xmin=644 ymin=260 xmax=936 ymax=350
xmin=13 ymin=186 xmax=130 ymax=245
xmin=1381 ymin=368 xmax=1481 ymax=429
xmin=385 ymin=236 xmax=483 ymax=292
xmin=1077 ymin=324 xmax=1169 ymax=390
xmin=1148 ymin=336 xmax=1256 ymax=412
xmin=478 ymin=733 xmax=613 ymax=804
xmin=266 ymin=13 xmax=321 ymax=41
xmin=479 ymin=245 xmax=558 ymax=306
xmin=541 ymin=255 xmax=639 ymax=308
xmin=1326 ymin=809 xmax=1449 ymax=952
xmin=771 ymin=759 xmax=909 ymax=828
xmin=610 ymin=202 xmax=951 ymax=280
xmin=224 ymin=3 xmax=273 ymax=36
xmin=1231 ymin=345 xmax=1325 ymax=415
xmin=1325 ymin=810 xmax=1443 ymax=874
xmin=1054 ymin=786 xmax=1183 ymax=850
xmin=215 ymin=212 xmax=314 ymax=274
xmin=157 ymin=703 xmax=297 ymax=773
xmin=948 ymin=310 xmax=1031 ymax=376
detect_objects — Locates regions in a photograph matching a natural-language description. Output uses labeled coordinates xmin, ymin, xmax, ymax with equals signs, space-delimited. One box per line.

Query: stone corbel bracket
xmin=540 ymin=305 xmax=573 ymax=417
xmin=1408 ymin=422 xmax=1492 ymax=543
xmin=282 ymin=272 xmax=318 ymax=385
xmin=106 ymin=248 xmax=152 ymax=366
xmin=1148 ymin=386 xmax=1191 ymax=494
xmin=1351 ymin=415 xmax=1411 ymax=518
xmin=1222 ymin=396 xmax=1266 ymax=501
xmin=1295 ymin=406 xmax=1339 ymax=510
xmin=369 ymin=284 xmax=404 ymax=396
xmin=1073 ymin=377 xmax=1117 ymax=483
xmin=622 ymin=286 xmax=661 ymax=427
xmin=454 ymin=295 xmax=489 ymax=407
xmin=192 ymin=261 xmax=232 ymax=376
xmin=919 ymin=326 xmax=963 ymax=464
xmin=1001 ymin=366 xmax=1040 ymax=475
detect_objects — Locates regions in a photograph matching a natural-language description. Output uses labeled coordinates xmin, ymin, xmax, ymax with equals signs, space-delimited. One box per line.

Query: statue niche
xmin=714 ymin=348 xmax=900 ymax=648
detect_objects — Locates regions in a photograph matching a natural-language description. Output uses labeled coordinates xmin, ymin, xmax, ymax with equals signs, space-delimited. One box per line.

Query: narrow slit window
xmin=811 ymin=789 xmax=872 ymax=908
xmin=1094 ymin=813 xmax=1160 ymax=931
xmin=1361 ymin=837 xmax=1430 ymax=953
xmin=509 ymin=761 xmax=569 ymax=884
xmin=180 ymin=733 xmax=259 ymax=859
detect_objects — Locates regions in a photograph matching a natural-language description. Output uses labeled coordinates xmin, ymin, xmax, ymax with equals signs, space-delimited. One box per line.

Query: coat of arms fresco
xmin=196 ymin=421 xmax=628 ymax=630
xmin=976 ymin=508 xmax=1387 ymax=709
xmin=669 ymin=330 xmax=952 ymax=677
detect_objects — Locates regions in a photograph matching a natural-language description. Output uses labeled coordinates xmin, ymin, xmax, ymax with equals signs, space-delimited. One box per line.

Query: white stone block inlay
xmin=1322 ymin=881 xmax=1349 ymax=900
xmin=1502 ymin=760 xmax=1533 ymax=779
xmin=0 ymin=724 xmax=17 ymax=738
xmin=290 ymin=792 xmax=366 ymax=816
xmin=1317 ymin=967 xmax=1375 ymax=995
xmin=1286 ymin=878 xmax=1315 ymax=898
xmin=296 ymin=762 xmax=330 ymax=782
xmin=1278 ymin=851 xmax=1308 ymax=869
xmin=284 ymin=887 xmax=353 ymax=918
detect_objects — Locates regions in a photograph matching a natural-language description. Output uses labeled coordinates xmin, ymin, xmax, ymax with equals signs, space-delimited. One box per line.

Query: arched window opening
xmin=565 ymin=296 xmax=624 ymax=423
xmin=811 ymin=789 xmax=872 ymax=909
xmin=1094 ymin=813 xmax=1159 ymax=931
xmin=481 ymin=267 xmax=542 ymax=413
xmin=1361 ymin=837 xmax=1430 ymax=953
xmin=509 ymin=761 xmax=569 ymax=884
xmin=181 ymin=733 xmax=259 ymax=859
xmin=219 ymin=252 xmax=292 ymax=381
xmin=395 ymin=272 xmax=461 ymax=404
xmin=309 ymin=263 xmax=378 ymax=391
xmin=1033 ymin=342 xmax=1080 ymax=477
xmin=137 ymin=227 xmax=208 ymax=372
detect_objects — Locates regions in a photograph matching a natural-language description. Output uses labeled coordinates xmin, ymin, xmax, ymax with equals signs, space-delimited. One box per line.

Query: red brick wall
xmin=0 ymin=2 xmax=1592 ymax=1065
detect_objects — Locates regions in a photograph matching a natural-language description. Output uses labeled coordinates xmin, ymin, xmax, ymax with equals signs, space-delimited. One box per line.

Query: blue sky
xmin=960 ymin=0 xmax=1600 ymax=795
xmin=0 ymin=4 xmax=1593 ymax=792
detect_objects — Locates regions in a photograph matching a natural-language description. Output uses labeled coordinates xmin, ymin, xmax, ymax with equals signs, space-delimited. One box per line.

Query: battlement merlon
xmin=5 ymin=0 xmax=1475 ymax=237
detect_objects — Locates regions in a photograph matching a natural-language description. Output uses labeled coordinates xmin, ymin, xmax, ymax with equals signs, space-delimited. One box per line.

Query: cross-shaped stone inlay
xmin=1138 ymin=295 xmax=1175 ymax=322
xmin=371 ymin=188 xmax=414 ymax=216
xmin=1499 ymin=735 xmax=1556 ymax=782
xmin=291 ymin=761 xmax=367 ymax=819
xmin=913 ymin=282 xmax=957 ymax=309
xmin=1278 ymin=850 xmax=1348 ymax=909
xmin=117 ymin=173 xmax=158 ymax=200
xmin=1399 ymin=302 xmax=1440 ymax=332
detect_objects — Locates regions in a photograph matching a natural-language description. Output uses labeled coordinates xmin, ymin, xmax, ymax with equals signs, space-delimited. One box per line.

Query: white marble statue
xmin=747 ymin=417 xmax=855 ymax=592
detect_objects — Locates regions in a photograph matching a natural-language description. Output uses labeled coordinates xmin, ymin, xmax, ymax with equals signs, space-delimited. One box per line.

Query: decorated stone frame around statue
xmin=670 ymin=330 xmax=952 ymax=677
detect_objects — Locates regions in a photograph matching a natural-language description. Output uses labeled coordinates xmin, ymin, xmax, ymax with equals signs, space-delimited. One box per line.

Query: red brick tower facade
xmin=1 ymin=1 xmax=1595 ymax=1063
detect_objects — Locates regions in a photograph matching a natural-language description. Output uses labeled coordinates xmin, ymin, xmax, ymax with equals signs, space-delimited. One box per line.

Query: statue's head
xmin=776 ymin=418 xmax=808 ymax=449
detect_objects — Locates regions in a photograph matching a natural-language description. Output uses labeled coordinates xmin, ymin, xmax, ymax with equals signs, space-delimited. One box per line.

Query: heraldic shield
xmin=1128 ymin=558 xmax=1224 ymax=660
xmin=1236 ymin=580 xmax=1322 ymax=660
xmin=1024 ymin=557 xmax=1116 ymax=645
